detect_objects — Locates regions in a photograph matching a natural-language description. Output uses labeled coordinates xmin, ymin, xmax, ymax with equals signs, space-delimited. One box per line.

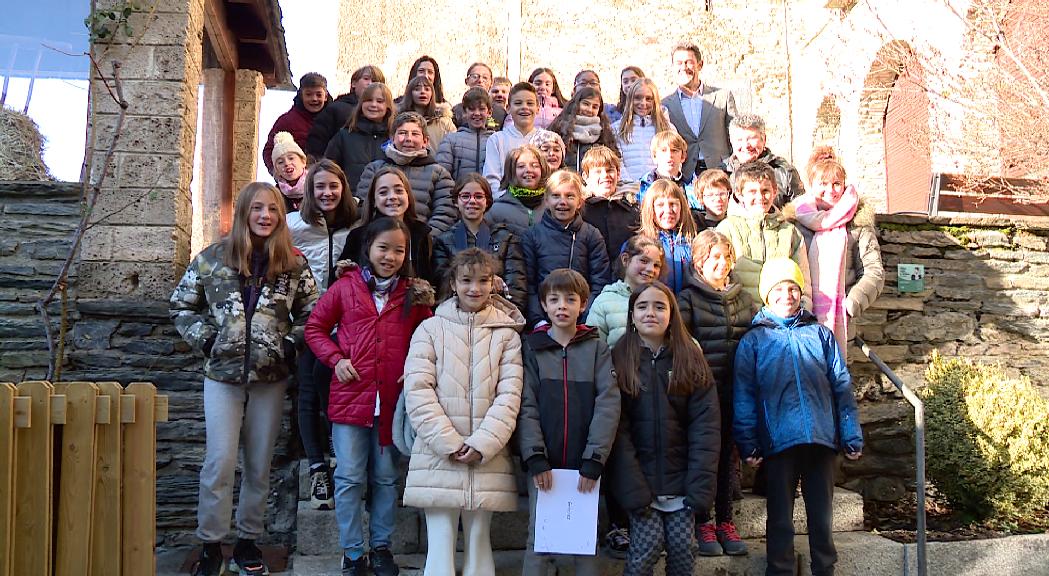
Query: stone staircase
xmin=288 ymin=459 xmax=886 ymax=575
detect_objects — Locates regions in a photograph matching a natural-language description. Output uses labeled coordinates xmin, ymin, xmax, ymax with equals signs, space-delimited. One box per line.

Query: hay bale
xmin=0 ymin=107 xmax=52 ymax=181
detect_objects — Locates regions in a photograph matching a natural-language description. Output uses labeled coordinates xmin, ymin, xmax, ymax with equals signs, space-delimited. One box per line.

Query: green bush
xmin=922 ymin=353 xmax=1049 ymax=524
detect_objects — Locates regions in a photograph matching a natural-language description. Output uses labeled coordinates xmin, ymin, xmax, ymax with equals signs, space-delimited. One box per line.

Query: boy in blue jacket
xmin=732 ymin=258 xmax=862 ymax=576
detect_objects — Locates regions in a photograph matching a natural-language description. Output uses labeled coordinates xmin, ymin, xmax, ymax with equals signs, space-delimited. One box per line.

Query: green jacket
xmin=715 ymin=212 xmax=811 ymax=306
xmin=585 ymin=280 xmax=632 ymax=348
xmin=169 ymin=243 xmax=319 ymax=385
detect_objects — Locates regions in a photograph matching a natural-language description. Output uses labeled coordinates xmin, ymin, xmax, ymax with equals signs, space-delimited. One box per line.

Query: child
xmin=483 ymin=82 xmax=539 ymax=192
xmin=403 ymin=248 xmax=525 ymax=576
xmin=572 ymin=69 xmax=621 ymax=122
xmin=527 ymin=67 xmax=567 ymax=129
xmin=170 ymin=183 xmax=318 ymax=576
xmin=616 ymin=66 xmax=645 ymax=119
xmin=489 ymin=76 xmax=512 ymax=110
xmin=547 ymin=86 xmax=619 ymax=172
xmin=305 ymin=217 xmax=434 ymax=576
xmin=452 ymin=62 xmax=506 ymax=128
xmin=517 ymin=268 xmax=621 ymax=576
xmin=784 ymin=158 xmax=884 ymax=355
xmin=404 ymin=55 xmax=446 ymax=104
xmin=271 ymin=131 xmax=308 ymax=212
xmin=696 ymin=168 xmax=732 ymax=228
xmin=356 ymin=111 xmax=457 ymax=235
xmin=733 ymin=258 xmax=863 ymax=576
xmin=607 ymin=281 xmax=720 ymax=576
xmin=436 ymin=87 xmax=494 ymax=181
xmin=287 ymin=160 xmax=358 ymax=511
xmin=486 ymin=144 xmax=550 ymax=236
xmin=580 ymin=145 xmax=640 ymax=259
xmin=613 ymin=78 xmax=676 ymax=182
xmin=398 ymin=75 xmax=456 ymax=152
xmin=324 ymin=82 xmax=394 ymax=192
xmin=677 ymin=229 xmax=757 ymax=557
xmin=340 ymin=166 xmax=435 ymax=283
xmin=528 ymin=129 xmax=566 ymax=172
xmin=716 ymin=160 xmax=811 ymax=307
xmin=637 ymin=131 xmax=702 ymax=210
xmin=433 ymin=174 xmax=528 ymax=310
xmin=586 ymin=235 xmax=663 ymax=349
xmin=522 ymin=170 xmax=612 ymax=327
xmin=307 ymin=64 xmax=386 ymax=159
xmin=638 ymin=179 xmax=701 ymax=294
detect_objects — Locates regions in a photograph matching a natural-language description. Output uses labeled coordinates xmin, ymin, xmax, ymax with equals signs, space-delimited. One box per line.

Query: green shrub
xmin=922 ymin=353 xmax=1049 ymax=524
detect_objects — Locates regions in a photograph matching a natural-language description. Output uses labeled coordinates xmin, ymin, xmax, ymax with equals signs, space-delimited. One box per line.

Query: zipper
xmin=568 ymin=231 xmax=577 ymax=271
xmin=467 ymin=312 xmax=476 ymax=510
xmin=561 ymin=347 xmax=569 ymax=467
xmin=326 ymin=226 xmax=335 ymax=289
xmin=241 ymin=275 xmax=262 ymax=385
xmin=652 ymin=350 xmax=664 ymax=491
xmin=787 ymin=327 xmax=812 ymax=443
xmin=475 ymin=129 xmax=481 ymax=173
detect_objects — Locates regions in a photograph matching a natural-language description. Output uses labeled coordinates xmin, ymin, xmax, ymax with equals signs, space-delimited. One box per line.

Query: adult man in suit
xmin=662 ymin=42 xmax=737 ymax=179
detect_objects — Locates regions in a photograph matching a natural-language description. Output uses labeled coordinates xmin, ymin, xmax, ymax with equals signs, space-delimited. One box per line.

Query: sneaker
xmin=696 ymin=522 xmax=723 ymax=556
xmin=603 ymin=525 xmax=630 ymax=559
xmin=369 ymin=545 xmax=399 ymax=576
xmin=230 ymin=538 xmax=269 ymax=575
xmin=310 ymin=466 xmax=335 ymax=510
xmin=341 ymin=554 xmax=368 ymax=576
xmin=716 ymin=521 xmax=749 ymax=556
xmin=191 ymin=543 xmax=224 ymax=576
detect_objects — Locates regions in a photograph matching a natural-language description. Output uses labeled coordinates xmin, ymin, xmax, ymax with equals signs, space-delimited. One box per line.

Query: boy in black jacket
xmin=517 ymin=269 xmax=621 ymax=576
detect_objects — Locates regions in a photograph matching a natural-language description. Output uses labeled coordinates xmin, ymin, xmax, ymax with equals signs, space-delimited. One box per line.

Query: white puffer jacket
xmin=612 ymin=112 xmax=677 ymax=182
xmin=402 ymin=295 xmax=525 ymax=512
xmin=286 ymin=211 xmax=350 ymax=292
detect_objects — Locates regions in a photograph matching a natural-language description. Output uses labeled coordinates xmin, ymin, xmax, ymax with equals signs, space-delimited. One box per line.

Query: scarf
xmin=509 ymin=185 xmax=546 ymax=209
xmin=361 ymin=265 xmax=399 ymax=296
xmin=571 ymin=114 xmax=603 ymax=144
xmin=453 ymin=221 xmax=492 ymax=252
xmin=793 ymin=185 xmax=859 ymax=355
xmin=278 ymin=174 xmax=305 ymax=205
xmin=385 ymin=145 xmax=428 ymax=166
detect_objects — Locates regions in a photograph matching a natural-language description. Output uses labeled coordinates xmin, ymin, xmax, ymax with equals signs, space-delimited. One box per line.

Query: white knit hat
xmin=271 ymin=131 xmax=306 ymax=166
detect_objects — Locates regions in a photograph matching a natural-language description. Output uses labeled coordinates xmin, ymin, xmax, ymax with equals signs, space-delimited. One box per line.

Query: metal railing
xmin=854 ymin=336 xmax=927 ymax=576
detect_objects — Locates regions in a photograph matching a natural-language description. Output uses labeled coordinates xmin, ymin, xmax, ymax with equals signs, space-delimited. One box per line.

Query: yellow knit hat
xmin=271 ymin=131 xmax=306 ymax=167
xmin=758 ymin=258 xmax=805 ymax=304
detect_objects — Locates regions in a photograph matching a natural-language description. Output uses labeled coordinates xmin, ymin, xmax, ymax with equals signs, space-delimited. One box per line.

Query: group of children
xmin=176 ymin=56 xmax=885 ymax=576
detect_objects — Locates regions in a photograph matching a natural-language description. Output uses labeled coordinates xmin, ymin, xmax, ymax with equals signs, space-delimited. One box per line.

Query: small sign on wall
xmin=898 ymin=264 xmax=925 ymax=293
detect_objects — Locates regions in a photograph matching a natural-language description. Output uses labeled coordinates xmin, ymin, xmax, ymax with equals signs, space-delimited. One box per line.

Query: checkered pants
xmin=625 ymin=506 xmax=695 ymax=576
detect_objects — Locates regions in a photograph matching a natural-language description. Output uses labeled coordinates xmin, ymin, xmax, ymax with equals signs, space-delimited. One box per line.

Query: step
xmin=733 ymin=488 xmax=865 ymax=538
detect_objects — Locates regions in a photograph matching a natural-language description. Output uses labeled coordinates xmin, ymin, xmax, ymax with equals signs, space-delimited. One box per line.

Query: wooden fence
xmin=0 ymin=381 xmax=168 ymax=576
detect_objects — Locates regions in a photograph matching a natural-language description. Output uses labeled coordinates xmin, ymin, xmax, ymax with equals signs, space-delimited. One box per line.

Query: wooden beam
xmin=203 ymin=0 xmax=238 ymax=71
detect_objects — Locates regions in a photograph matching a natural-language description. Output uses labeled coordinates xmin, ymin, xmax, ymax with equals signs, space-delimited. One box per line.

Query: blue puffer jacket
xmin=657 ymin=229 xmax=693 ymax=294
xmin=732 ymin=308 xmax=863 ymax=459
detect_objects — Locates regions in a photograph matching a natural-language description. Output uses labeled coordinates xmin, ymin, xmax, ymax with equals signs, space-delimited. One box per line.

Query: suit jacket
xmin=663 ymin=84 xmax=737 ymax=178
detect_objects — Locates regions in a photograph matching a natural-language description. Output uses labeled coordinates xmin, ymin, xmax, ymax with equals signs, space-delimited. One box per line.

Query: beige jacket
xmin=402 ymin=295 xmax=525 ymax=512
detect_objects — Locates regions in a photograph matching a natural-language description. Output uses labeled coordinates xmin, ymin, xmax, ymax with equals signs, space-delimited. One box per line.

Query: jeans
xmin=332 ymin=419 xmax=400 ymax=557
xmin=296 ymin=346 xmax=332 ymax=467
xmin=197 ymin=377 xmax=287 ymax=542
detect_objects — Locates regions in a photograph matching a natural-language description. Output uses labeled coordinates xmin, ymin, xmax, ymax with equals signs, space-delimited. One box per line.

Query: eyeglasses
xmin=575 ymin=80 xmax=600 ymax=88
xmin=703 ymin=191 xmax=730 ymax=200
xmin=458 ymin=193 xmax=487 ymax=202
xmin=467 ymin=73 xmax=491 ymax=82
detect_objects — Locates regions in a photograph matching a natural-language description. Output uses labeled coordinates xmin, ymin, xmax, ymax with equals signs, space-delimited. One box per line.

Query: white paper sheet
xmin=533 ymin=469 xmax=600 ymax=555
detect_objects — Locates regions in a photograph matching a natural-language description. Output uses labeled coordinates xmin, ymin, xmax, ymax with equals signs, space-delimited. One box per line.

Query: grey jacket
xmin=356 ymin=148 xmax=458 ymax=235
xmin=663 ymin=84 xmax=737 ymax=177
xmin=436 ymin=124 xmax=494 ymax=182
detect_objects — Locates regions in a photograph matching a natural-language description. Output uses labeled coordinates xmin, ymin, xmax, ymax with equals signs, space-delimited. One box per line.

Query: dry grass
xmin=0 ymin=107 xmax=52 ymax=181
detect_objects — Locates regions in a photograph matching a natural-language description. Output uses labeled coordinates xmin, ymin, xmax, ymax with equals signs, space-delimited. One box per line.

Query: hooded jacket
xmin=435 ymin=123 xmax=494 ymax=181
xmin=264 ymin=92 xmax=330 ymax=173
xmin=676 ymin=270 xmax=757 ymax=393
xmin=432 ymin=220 xmax=528 ymax=311
xmin=286 ymin=211 xmax=351 ymax=293
xmin=522 ymin=212 xmax=613 ymax=326
xmin=482 ymin=122 xmax=533 ymax=192
xmin=355 ymin=148 xmax=458 ymax=235
xmin=169 ymin=242 xmax=319 ymax=385
xmin=582 ymin=182 xmax=641 ymax=260
xmin=485 ymin=192 xmax=543 ymax=237
xmin=654 ymin=229 xmax=695 ymax=295
xmin=402 ymin=296 xmax=525 ymax=512
xmin=723 ymin=147 xmax=806 ymax=209
xmin=607 ymin=345 xmax=721 ymax=514
xmin=715 ymin=211 xmax=812 ymax=306
xmin=733 ymin=308 xmax=863 ymax=459
xmin=323 ymin=118 xmax=389 ymax=192
xmin=304 ymin=264 xmax=432 ymax=446
xmin=517 ymin=326 xmax=620 ymax=480
xmin=584 ymin=280 xmax=632 ymax=348
xmin=306 ymin=91 xmax=359 ymax=159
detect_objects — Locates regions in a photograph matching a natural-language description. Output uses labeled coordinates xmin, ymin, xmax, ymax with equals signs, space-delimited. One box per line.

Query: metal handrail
xmin=854 ymin=336 xmax=927 ymax=576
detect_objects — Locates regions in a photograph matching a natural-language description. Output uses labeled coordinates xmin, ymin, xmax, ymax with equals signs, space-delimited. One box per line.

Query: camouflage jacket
xmin=169 ymin=243 xmax=319 ymax=385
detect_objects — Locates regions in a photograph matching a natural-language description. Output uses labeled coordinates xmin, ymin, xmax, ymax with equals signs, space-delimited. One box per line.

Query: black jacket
xmin=517 ymin=326 xmax=620 ymax=480
xmin=582 ymin=185 xmax=640 ymax=260
xmin=306 ymin=92 xmax=359 ymax=159
xmin=323 ymin=119 xmax=389 ymax=192
xmin=338 ymin=217 xmax=435 ymax=284
xmin=607 ymin=345 xmax=720 ymax=514
xmin=432 ymin=221 xmax=528 ymax=313
xmin=677 ymin=270 xmax=757 ymax=396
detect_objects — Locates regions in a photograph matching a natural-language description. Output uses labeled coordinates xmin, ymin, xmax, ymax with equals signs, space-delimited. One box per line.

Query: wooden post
xmin=53 ymin=382 xmax=100 ymax=576
xmin=13 ymin=381 xmax=54 ymax=576
xmin=92 ymin=382 xmax=124 ymax=576
xmin=0 ymin=383 xmax=15 ymax=576
xmin=122 ymin=383 xmax=157 ymax=576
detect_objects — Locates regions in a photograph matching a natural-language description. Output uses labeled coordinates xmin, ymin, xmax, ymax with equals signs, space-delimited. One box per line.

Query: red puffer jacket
xmin=305 ymin=266 xmax=432 ymax=446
